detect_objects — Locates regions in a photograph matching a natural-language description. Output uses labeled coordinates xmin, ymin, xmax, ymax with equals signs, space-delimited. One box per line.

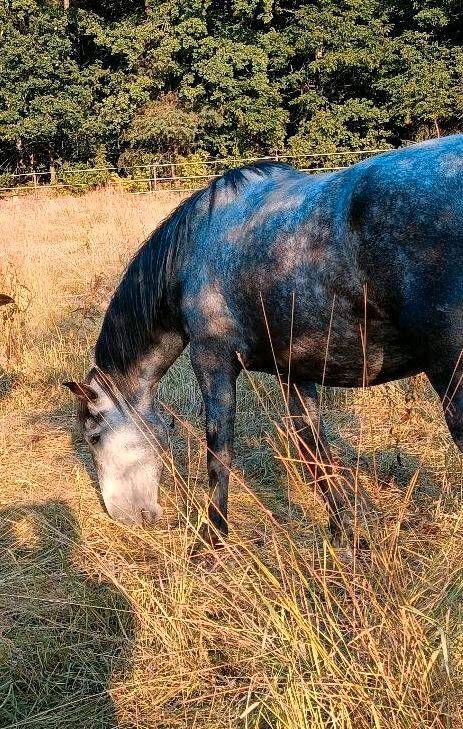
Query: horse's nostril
xmin=140 ymin=507 xmax=161 ymax=526
xmin=140 ymin=508 xmax=150 ymax=525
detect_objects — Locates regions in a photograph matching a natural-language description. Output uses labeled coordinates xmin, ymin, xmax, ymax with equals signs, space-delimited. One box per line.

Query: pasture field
xmin=0 ymin=189 xmax=462 ymax=728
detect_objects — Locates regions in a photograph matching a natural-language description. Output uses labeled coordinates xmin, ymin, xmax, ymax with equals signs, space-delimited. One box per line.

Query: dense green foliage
xmin=0 ymin=0 xmax=462 ymax=175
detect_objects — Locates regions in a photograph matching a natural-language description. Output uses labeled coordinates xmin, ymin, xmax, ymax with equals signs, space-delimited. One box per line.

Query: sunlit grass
xmin=0 ymin=189 xmax=462 ymax=728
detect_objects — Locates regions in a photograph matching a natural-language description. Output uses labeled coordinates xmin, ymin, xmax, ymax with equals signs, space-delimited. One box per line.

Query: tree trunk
xmin=30 ymin=153 xmax=38 ymax=190
xmin=49 ymin=159 xmax=57 ymax=185
xmin=64 ymin=0 xmax=70 ymax=9
xmin=16 ymin=138 xmax=25 ymax=173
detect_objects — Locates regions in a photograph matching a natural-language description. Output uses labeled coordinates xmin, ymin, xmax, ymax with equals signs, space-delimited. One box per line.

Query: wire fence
xmin=0 ymin=148 xmax=391 ymax=196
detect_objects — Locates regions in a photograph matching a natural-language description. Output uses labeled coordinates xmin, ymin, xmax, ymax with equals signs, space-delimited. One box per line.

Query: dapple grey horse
xmin=65 ymin=135 xmax=463 ymax=544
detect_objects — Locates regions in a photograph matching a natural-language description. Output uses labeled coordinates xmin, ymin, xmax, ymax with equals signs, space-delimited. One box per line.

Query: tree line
xmin=0 ymin=0 xmax=462 ymax=180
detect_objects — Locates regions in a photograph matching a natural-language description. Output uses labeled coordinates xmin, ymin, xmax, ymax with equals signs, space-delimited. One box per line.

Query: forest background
xmin=1 ymin=0 xmax=462 ymax=185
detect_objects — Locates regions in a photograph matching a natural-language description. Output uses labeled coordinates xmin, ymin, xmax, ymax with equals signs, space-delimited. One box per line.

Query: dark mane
xmin=95 ymin=161 xmax=290 ymax=377
xmin=213 ymin=160 xmax=292 ymax=189
xmin=95 ymin=187 xmax=205 ymax=375
xmin=208 ymin=161 xmax=292 ymax=210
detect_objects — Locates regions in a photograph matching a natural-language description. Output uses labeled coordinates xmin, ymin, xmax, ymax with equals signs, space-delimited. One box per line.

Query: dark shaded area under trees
xmin=0 ymin=0 xmax=462 ymax=178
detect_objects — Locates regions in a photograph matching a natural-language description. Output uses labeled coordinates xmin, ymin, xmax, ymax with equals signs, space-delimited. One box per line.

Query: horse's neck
xmin=133 ymin=329 xmax=186 ymax=386
xmin=111 ymin=328 xmax=185 ymax=411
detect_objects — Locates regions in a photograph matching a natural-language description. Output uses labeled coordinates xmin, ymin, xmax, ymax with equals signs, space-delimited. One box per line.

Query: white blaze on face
xmin=85 ymin=377 xmax=166 ymax=526
xmin=96 ymin=425 xmax=164 ymax=525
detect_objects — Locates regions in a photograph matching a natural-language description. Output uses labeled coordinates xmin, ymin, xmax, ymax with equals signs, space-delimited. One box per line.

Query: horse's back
xmin=350 ymin=134 xmax=463 ymax=240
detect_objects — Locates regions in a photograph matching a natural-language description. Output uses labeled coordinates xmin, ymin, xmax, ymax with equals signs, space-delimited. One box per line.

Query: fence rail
xmin=0 ymin=148 xmax=391 ymax=196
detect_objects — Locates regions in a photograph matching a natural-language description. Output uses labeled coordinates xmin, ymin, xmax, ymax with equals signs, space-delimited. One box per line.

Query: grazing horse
xmin=65 ymin=134 xmax=463 ymax=544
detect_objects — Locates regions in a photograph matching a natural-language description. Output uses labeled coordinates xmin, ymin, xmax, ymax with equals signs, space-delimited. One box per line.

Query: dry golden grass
xmin=0 ymin=189 xmax=462 ymax=728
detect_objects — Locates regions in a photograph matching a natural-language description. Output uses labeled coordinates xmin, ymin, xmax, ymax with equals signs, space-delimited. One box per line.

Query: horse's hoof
xmin=189 ymin=547 xmax=221 ymax=570
xmin=330 ymin=521 xmax=370 ymax=553
xmin=199 ymin=523 xmax=226 ymax=550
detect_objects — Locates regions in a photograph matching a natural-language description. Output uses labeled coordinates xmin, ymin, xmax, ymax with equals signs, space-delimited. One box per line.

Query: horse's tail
xmin=95 ymin=188 xmax=205 ymax=375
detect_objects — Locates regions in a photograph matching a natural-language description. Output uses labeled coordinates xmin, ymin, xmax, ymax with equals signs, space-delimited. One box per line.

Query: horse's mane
xmin=95 ymin=161 xmax=292 ymax=376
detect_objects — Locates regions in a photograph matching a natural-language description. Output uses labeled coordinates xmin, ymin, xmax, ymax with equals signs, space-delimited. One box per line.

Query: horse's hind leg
xmin=427 ymin=353 xmax=463 ymax=453
xmin=190 ymin=344 xmax=239 ymax=547
xmin=289 ymin=381 xmax=362 ymax=544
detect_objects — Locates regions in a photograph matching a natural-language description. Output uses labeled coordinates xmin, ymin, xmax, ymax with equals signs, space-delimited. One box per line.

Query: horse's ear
xmin=0 ymin=294 xmax=14 ymax=306
xmin=62 ymin=381 xmax=98 ymax=402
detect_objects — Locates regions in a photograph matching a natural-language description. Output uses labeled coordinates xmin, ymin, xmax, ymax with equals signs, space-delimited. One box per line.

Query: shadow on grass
xmin=0 ymin=367 xmax=20 ymax=400
xmin=327 ymin=419 xmax=434 ymax=488
xmin=0 ymin=500 xmax=134 ymax=728
xmin=232 ymin=379 xmax=444 ymax=528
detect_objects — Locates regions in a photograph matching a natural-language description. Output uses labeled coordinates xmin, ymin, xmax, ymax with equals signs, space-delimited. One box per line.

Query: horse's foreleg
xmin=289 ymin=381 xmax=353 ymax=543
xmin=190 ymin=345 xmax=238 ymax=546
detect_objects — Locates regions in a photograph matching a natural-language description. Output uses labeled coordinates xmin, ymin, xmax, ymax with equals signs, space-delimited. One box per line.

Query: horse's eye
xmin=89 ymin=434 xmax=101 ymax=446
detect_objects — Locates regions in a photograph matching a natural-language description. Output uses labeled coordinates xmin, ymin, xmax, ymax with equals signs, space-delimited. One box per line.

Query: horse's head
xmin=64 ymin=370 xmax=172 ymax=526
